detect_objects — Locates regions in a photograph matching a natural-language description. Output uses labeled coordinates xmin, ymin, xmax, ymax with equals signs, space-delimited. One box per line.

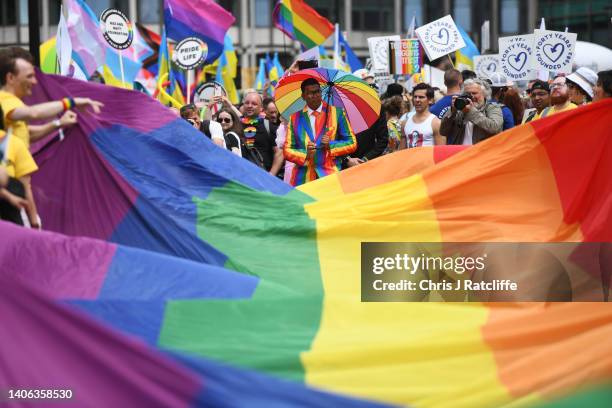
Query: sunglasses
xmin=219 ymin=117 xmax=232 ymax=123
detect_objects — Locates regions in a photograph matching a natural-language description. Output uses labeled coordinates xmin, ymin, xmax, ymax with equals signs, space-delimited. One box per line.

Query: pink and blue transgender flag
xmin=64 ymin=0 xmax=106 ymax=78
xmin=163 ymin=0 xmax=235 ymax=64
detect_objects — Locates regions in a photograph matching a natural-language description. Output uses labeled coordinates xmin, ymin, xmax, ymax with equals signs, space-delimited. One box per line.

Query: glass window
xmin=255 ymin=0 xmax=271 ymax=27
xmin=453 ymin=0 xmax=472 ymax=31
xmin=49 ymin=0 xmax=62 ymax=25
xmin=352 ymin=0 xmax=394 ymax=32
xmin=138 ymin=0 xmax=161 ymax=24
xmin=426 ymin=0 xmax=445 ymax=21
xmin=310 ymin=0 xmax=344 ymax=27
xmin=1 ymin=0 xmax=17 ymax=25
xmin=500 ymin=0 xmax=519 ymax=34
xmin=88 ymin=0 xmax=130 ymax=18
xmin=403 ymin=0 xmax=423 ymax=33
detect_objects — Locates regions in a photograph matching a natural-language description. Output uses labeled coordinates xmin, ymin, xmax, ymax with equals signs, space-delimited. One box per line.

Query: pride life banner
xmin=388 ymin=39 xmax=422 ymax=76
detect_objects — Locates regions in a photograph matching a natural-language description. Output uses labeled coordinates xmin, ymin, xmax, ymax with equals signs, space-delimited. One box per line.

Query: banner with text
xmin=388 ymin=39 xmax=423 ymax=76
xmin=532 ymin=29 xmax=577 ymax=74
xmin=415 ymin=15 xmax=466 ymax=61
xmin=473 ymin=54 xmax=500 ymax=79
xmin=499 ymin=34 xmax=536 ymax=81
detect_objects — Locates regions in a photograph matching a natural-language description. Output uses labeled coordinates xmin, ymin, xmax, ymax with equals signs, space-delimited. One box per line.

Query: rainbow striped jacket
xmin=283 ymin=104 xmax=356 ymax=186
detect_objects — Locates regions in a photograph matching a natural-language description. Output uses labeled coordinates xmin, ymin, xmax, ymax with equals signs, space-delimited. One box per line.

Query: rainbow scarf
xmin=16 ymin=71 xmax=612 ymax=407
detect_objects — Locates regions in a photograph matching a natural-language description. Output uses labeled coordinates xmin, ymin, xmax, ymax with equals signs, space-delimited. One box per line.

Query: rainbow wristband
xmin=61 ymin=97 xmax=75 ymax=111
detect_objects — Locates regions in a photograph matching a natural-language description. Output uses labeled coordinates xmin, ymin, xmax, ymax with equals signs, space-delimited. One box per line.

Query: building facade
xmin=1 ymin=0 xmax=610 ymax=84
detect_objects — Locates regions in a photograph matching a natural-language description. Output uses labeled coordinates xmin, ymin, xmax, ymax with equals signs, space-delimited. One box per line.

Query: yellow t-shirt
xmin=0 ymin=130 xmax=38 ymax=178
xmin=535 ymin=102 xmax=577 ymax=120
xmin=0 ymin=90 xmax=29 ymax=148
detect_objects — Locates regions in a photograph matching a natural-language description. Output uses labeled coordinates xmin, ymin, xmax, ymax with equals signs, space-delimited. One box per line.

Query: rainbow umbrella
xmin=274 ymin=68 xmax=381 ymax=133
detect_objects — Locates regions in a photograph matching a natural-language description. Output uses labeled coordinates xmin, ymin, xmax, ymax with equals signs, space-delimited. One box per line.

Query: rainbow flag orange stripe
xmin=273 ymin=0 xmax=334 ymax=49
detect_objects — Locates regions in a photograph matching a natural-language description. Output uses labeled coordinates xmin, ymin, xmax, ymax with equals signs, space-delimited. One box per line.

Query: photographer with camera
xmin=440 ymin=78 xmax=503 ymax=145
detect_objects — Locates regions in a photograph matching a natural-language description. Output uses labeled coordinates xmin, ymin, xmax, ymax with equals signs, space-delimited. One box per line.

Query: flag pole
xmin=187 ymin=69 xmax=191 ymax=104
xmin=119 ymin=49 xmax=126 ymax=88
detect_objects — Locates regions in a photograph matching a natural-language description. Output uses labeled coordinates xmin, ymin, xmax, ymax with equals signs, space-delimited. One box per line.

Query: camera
xmin=297 ymin=60 xmax=319 ymax=70
xmin=454 ymin=93 xmax=472 ymax=110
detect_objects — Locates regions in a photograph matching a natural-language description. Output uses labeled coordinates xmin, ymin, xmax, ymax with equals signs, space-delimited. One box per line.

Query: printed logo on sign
xmin=543 ymin=43 xmax=565 ymax=63
xmin=474 ymin=55 xmax=500 ymax=79
xmin=415 ymin=15 xmax=465 ymax=61
xmin=100 ymin=9 xmax=133 ymax=50
xmin=173 ymin=37 xmax=208 ymax=70
xmin=499 ymin=35 xmax=536 ymax=81
xmin=508 ymin=52 xmax=527 ymax=72
xmin=533 ymin=29 xmax=576 ymax=74
xmin=431 ymin=28 xmax=450 ymax=46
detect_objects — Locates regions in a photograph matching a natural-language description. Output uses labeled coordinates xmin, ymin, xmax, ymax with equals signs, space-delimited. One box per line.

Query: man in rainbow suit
xmin=283 ymin=78 xmax=356 ymax=186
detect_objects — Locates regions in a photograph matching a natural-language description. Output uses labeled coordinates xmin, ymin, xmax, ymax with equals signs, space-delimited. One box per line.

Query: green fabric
xmin=158 ymin=184 xmax=323 ymax=381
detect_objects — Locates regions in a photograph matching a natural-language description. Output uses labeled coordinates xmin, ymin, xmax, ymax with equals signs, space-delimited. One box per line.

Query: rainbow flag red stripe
xmin=273 ymin=0 xmax=334 ymax=49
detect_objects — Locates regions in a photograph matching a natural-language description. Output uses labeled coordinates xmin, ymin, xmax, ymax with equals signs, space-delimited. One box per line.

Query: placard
xmin=499 ymin=35 xmax=536 ymax=81
xmin=367 ymin=35 xmax=401 ymax=72
xmin=173 ymin=37 xmax=207 ymax=70
xmin=415 ymin=15 xmax=466 ymax=61
xmin=388 ymin=39 xmax=422 ymax=76
xmin=100 ymin=9 xmax=133 ymax=50
xmin=532 ymin=29 xmax=577 ymax=74
xmin=193 ymin=81 xmax=227 ymax=111
xmin=473 ymin=54 xmax=500 ymax=79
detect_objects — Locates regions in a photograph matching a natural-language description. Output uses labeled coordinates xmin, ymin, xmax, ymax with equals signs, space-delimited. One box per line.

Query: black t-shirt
xmin=241 ymin=118 xmax=277 ymax=171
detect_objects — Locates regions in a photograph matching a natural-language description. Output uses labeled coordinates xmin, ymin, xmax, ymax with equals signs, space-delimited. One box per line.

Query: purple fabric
xmin=26 ymin=72 xmax=177 ymax=135
xmin=164 ymin=0 xmax=233 ymax=43
xmin=0 ymin=276 xmax=203 ymax=407
xmin=25 ymin=72 xmax=164 ymax=239
xmin=0 ymin=221 xmax=114 ymax=299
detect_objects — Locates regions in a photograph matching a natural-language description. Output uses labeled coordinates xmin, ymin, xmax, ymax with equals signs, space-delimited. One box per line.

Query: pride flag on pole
xmin=273 ymin=0 xmax=334 ymax=50
xmin=163 ymin=0 xmax=235 ymax=64
xmin=455 ymin=24 xmax=480 ymax=71
xmin=64 ymin=0 xmax=106 ymax=78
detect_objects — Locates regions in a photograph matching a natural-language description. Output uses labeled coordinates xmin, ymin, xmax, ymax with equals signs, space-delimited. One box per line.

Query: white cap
xmin=567 ymin=67 xmax=598 ymax=98
xmin=488 ymin=72 xmax=509 ymax=88
xmin=353 ymin=68 xmax=374 ymax=80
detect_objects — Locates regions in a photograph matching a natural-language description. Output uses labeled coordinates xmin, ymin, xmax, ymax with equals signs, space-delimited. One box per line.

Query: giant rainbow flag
xmin=6 ymin=71 xmax=612 ymax=406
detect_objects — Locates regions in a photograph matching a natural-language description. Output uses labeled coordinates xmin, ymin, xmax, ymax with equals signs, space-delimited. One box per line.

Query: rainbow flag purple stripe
xmin=1 ymin=275 xmax=391 ymax=407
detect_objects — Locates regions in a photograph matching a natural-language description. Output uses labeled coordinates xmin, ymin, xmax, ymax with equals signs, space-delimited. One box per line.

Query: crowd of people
xmin=1 ymin=44 xmax=612 ymax=229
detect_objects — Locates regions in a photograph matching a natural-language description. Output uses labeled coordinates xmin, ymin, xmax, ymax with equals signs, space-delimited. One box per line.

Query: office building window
xmin=309 ymin=0 xmax=344 ymax=27
xmin=139 ymin=0 xmax=161 ymax=24
xmin=425 ymin=0 xmax=445 ymax=22
xmin=500 ymin=0 xmax=519 ymax=33
xmin=454 ymin=0 xmax=472 ymax=31
xmin=86 ymin=0 xmax=129 ymax=18
xmin=539 ymin=0 xmax=611 ymax=46
xmin=352 ymin=0 xmax=394 ymax=32
xmin=403 ymin=0 xmax=423 ymax=33
xmin=217 ymin=0 xmax=239 ymax=25
xmin=255 ymin=0 xmax=271 ymax=27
